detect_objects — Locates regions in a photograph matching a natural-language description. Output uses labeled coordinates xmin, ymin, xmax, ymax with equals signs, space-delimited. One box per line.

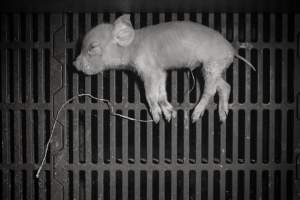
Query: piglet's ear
xmin=112 ymin=14 xmax=135 ymax=47
xmin=88 ymin=41 xmax=102 ymax=56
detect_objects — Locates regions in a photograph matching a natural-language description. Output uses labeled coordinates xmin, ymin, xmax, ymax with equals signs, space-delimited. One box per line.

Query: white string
xmin=184 ymin=69 xmax=196 ymax=95
xmin=36 ymin=70 xmax=196 ymax=178
xmin=35 ymin=93 xmax=153 ymax=178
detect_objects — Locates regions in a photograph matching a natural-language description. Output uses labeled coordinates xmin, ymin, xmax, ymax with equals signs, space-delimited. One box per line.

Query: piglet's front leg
xmin=143 ymin=71 xmax=176 ymax=123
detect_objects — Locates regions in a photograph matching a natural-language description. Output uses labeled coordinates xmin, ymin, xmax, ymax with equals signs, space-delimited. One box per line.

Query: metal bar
xmin=14 ymin=110 xmax=21 ymax=164
xmin=281 ymin=111 xmax=287 ymax=163
xmin=171 ymin=170 xmax=177 ymax=200
xmin=37 ymin=110 xmax=45 ymax=165
xmin=85 ymin=110 xmax=92 ymax=163
xmin=208 ymin=170 xmax=213 ymax=200
xmin=258 ymin=14 xmax=263 ymax=42
xmin=85 ymin=171 xmax=92 ymax=200
xmin=269 ymin=110 xmax=276 ymax=164
xmin=98 ymin=170 xmax=103 ymax=200
xmin=135 ymin=170 xmax=140 ymax=200
xmin=245 ymin=110 xmax=251 ymax=164
xmin=73 ymin=170 xmax=79 ymax=200
xmin=270 ymin=14 xmax=276 ymax=42
xmin=269 ymin=49 xmax=275 ymax=104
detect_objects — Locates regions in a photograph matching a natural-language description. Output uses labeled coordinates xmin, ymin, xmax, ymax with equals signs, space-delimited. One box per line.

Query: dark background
xmin=0 ymin=0 xmax=299 ymax=13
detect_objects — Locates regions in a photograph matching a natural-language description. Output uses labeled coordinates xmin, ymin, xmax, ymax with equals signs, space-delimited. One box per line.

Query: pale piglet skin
xmin=73 ymin=14 xmax=235 ymax=123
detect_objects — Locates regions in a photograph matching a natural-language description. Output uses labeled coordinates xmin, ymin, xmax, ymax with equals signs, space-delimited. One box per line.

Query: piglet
xmin=73 ymin=14 xmax=255 ymax=123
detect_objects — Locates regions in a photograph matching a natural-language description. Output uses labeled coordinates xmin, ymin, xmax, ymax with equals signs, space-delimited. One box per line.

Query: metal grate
xmin=0 ymin=12 xmax=300 ymax=200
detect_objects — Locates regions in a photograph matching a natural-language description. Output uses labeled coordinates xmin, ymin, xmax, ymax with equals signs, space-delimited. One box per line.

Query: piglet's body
xmin=73 ymin=14 xmax=254 ymax=123
xmin=132 ymin=21 xmax=234 ymax=72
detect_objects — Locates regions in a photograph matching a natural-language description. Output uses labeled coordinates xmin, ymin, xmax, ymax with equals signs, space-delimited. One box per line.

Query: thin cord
xmin=36 ymin=71 xmax=196 ymax=178
xmin=184 ymin=69 xmax=196 ymax=95
xmin=36 ymin=93 xmax=153 ymax=178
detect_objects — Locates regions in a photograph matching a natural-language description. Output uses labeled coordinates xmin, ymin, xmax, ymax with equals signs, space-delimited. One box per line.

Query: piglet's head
xmin=73 ymin=14 xmax=135 ymax=75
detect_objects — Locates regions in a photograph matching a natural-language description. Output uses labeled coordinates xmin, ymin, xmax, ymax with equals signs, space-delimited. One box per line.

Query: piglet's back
xmin=138 ymin=21 xmax=234 ymax=68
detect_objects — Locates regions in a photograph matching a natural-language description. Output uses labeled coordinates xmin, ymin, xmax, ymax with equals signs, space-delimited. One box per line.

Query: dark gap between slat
xmin=226 ymin=110 xmax=233 ymax=163
xmin=102 ymin=170 xmax=110 ymax=200
xmin=79 ymin=171 xmax=86 ymax=200
xmin=250 ymin=49 xmax=258 ymax=103
xmin=177 ymin=170 xmax=184 ymax=200
xmin=263 ymin=13 xmax=270 ymax=42
xmin=153 ymin=171 xmax=159 ymax=200
xmin=68 ymin=110 xmax=73 ymax=163
xmin=238 ymin=13 xmax=246 ymax=42
xmin=91 ymin=110 xmax=98 ymax=163
xmin=45 ymin=110 xmax=50 ymax=163
xmin=201 ymin=111 xmax=209 ymax=163
xmin=238 ymin=110 xmax=245 ymax=163
xmin=116 ymin=110 xmax=123 ymax=163
xmin=177 ymin=110 xmax=184 ymax=163
xmin=103 ymin=110 xmax=110 ymax=163
xmin=201 ymin=170 xmax=208 ymax=200
xmin=237 ymin=170 xmax=245 ymax=200
xmin=0 ymin=111 xmax=2 ymax=163
xmin=250 ymin=14 xmax=258 ymax=42
xmin=274 ymin=110 xmax=281 ymax=163
xmin=275 ymin=49 xmax=282 ymax=103
xmin=116 ymin=170 xmax=122 ymax=200
xmin=287 ymin=49 xmax=294 ymax=103
xmin=286 ymin=171 xmax=293 ymax=200
xmin=286 ymin=110 xmax=293 ymax=163
xmin=165 ymin=119 xmax=172 ymax=163
xmin=238 ymin=49 xmax=246 ymax=104
xmin=68 ymin=171 xmax=74 ymax=200
xmin=152 ymin=121 xmax=159 ymax=163
xmin=262 ymin=171 xmax=269 ymax=200
xmin=33 ymin=110 xmax=38 ymax=163
xmin=128 ymin=110 xmax=135 ymax=163
xmin=91 ymin=171 xmax=98 ymax=200
xmin=214 ymin=110 xmax=221 ymax=163
xmin=189 ymin=110 xmax=196 ymax=163
xmin=44 ymin=49 xmax=50 ymax=103
xmin=250 ymin=110 xmax=257 ymax=163
xmin=274 ymin=170 xmax=281 ymax=200
xmin=189 ymin=171 xmax=196 ymax=200
xmin=213 ymin=170 xmax=220 ymax=200
xmin=250 ymin=170 xmax=257 ymax=200
xmin=263 ymin=49 xmax=270 ymax=103
xmin=225 ymin=171 xmax=232 ymax=200
xmin=128 ymin=171 xmax=135 ymax=200
xmin=262 ymin=110 xmax=270 ymax=163
xmin=165 ymin=171 xmax=171 ymax=200
xmin=140 ymin=110 xmax=148 ymax=163
xmin=32 ymin=49 xmax=38 ymax=103
xmin=79 ymin=110 xmax=86 ymax=163
xmin=22 ymin=170 xmax=26 ymax=200
xmin=140 ymin=171 xmax=147 ymax=200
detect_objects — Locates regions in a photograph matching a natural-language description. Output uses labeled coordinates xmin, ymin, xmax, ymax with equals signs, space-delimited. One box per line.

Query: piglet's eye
xmin=88 ymin=42 xmax=102 ymax=56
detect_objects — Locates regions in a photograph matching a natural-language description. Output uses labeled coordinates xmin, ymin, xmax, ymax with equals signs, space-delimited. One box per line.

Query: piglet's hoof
xmin=218 ymin=109 xmax=228 ymax=123
xmin=191 ymin=110 xmax=204 ymax=123
xmin=150 ymin=107 xmax=162 ymax=123
xmin=191 ymin=104 xmax=206 ymax=123
xmin=161 ymin=106 xmax=177 ymax=122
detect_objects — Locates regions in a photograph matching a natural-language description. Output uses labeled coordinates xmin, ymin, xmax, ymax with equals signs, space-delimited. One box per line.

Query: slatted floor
xmin=0 ymin=12 xmax=300 ymax=200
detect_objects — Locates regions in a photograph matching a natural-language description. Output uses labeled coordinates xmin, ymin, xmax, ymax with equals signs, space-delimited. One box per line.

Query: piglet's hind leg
xmin=191 ymin=63 xmax=222 ymax=122
xmin=217 ymin=78 xmax=231 ymax=122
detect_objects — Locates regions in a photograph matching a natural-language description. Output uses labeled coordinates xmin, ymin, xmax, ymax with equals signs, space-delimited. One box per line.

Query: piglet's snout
xmin=73 ymin=58 xmax=82 ymax=71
